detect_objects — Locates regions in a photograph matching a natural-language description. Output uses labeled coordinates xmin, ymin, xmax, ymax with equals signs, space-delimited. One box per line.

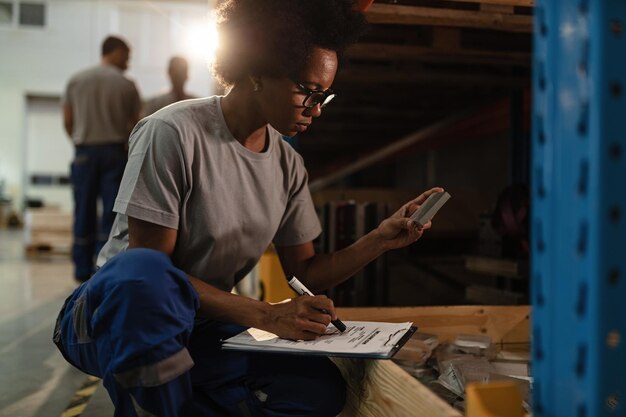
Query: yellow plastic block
xmin=466 ymin=381 xmax=524 ymax=417
xmin=259 ymin=247 xmax=296 ymax=303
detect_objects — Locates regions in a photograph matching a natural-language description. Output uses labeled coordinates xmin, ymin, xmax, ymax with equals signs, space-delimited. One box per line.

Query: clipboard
xmin=221 ymin=323 xmax=417 ymax=360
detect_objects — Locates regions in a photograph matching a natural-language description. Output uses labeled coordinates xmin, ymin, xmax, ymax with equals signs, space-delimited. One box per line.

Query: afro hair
xmin=213 ymin=0 xmax=367 ymax=87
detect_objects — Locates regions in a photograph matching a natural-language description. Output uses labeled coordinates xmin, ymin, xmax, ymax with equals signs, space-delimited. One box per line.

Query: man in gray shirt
xmin=63 ymin=35 xmax=141 ymax=282
xmin=142 ymin=56 xmax=196 ymax=117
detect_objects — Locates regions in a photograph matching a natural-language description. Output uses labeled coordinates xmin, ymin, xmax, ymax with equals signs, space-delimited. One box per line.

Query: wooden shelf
xmin=334 ymin=305 xmax=530 ymax=416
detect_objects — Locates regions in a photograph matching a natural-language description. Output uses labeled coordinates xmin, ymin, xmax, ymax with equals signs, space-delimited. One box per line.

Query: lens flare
xmin=184 ymin=14 xmax=219 ymax=65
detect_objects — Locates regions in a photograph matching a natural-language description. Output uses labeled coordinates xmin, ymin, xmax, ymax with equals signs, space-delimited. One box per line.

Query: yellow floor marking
xmin=60 ymin=404 xmax=88 ymax=417
xmin=75 ymin=385 xmax=98 ymax=397
xmin=59 ymin=376 xmax=101 ymax=417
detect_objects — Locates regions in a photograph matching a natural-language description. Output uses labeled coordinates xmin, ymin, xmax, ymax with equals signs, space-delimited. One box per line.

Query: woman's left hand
xmin=376 ymin=187 xmax=444 ymax=251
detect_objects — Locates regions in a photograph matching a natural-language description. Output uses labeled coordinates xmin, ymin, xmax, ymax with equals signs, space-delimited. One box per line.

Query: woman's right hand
xmin=266 ymin=295 xmax=336 ymax=341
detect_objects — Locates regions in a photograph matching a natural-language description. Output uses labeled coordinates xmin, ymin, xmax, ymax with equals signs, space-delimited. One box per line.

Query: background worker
xmin=142 ymin=56 xmax=196 ymax=117
xmin=54 ymin=1 xmax=442 ymax=415
xmin=62 ymin=35 xmax=141 ymax=282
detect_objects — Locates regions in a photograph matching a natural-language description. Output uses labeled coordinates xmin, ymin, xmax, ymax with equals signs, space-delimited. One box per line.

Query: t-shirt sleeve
xmin=273 ymin=155 xmax=321 ymax=246
xmin=62 ymin=78 xmax=74 ymax=106
xmin=113 ymin=118 xmax=187 ymax=229
xmin=129 ymin=82 xmax=141 ymax=116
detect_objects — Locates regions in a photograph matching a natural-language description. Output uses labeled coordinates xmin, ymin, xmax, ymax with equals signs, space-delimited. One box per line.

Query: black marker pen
xmin=287 ymin=276 xmax=347 ymax=332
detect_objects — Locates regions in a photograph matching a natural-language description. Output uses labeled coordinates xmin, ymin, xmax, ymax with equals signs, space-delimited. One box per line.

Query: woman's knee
xmin=89 ymin=248 xmax=198 ymax=346
xmin=106 ymin=248 xmax=174 ymax=280
xmin=97 ymin=249 xmax=193 ymax=300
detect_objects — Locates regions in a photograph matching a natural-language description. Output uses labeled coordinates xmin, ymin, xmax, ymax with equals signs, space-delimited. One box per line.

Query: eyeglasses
xmin=294 ymin=81 xmax=336 ymax=109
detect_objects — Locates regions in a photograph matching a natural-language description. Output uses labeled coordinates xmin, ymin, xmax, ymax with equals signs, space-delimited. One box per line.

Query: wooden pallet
xmin=26 ymin=243 xmax=71 ymax=258
xmin=24 ymin=208 xmax=72 ymax=258
xmin=334 ymin=305 xmax=530 ymax=417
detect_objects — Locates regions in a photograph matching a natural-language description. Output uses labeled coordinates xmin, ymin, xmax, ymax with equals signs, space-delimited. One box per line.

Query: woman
xmin=54 ymin=1 xmax=443 ymax=415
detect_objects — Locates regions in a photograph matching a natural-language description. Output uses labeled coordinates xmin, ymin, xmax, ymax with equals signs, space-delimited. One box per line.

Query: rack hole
xmin=535 ymin=272 xmax=545 ymax=306
xmin=609 ymin=269 xmax=620 ymax=285
xmin=535 ymin=382 xmax=544 ymax=414
xmin=578 ymin=41 xmax=589 ymax=76
xmin=610 ymin=143 xmax=623 ymax=160
xmin=537 ymin=115 xmax=546 ymax=144
xmin=576 ymin=282 xmax=587 ymax=317
xmin=607 ymin=331 xmax=621 ymax=349
xmin=538 ymin=129 xmax=546 ymax=144
xmin=536 ymin=166 xmax=546 ymax=198
xmin=578 ymin=159 xmax=589 ymax=195
xmin=533 ymin=327 xmax=544 ymax=361
xmin=577 ymin=101 xmax=589 ymax=136
xmin=537 ymin=7 xmax=548 ymax=37
xmin=538 ymin=63 xmax=546 ymax=91
xmin=577 ymin=221 xmax=588 ymax=256
xmin=612 ymin=20 xmax=623 ymax=35
xmin=535 ymin=220 xmax=546 ymax=253
xmin=575 ymin=344 xmax=587 ymax=378
xmin=609 ymin=207 xmax=621 ymax=223
xmin=611 ymin=82 xmax=623 ymax=97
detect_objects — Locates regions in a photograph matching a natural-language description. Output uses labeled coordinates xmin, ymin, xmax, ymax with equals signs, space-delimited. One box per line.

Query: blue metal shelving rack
xmin=532 ymin=1 xmax=626 ymax=416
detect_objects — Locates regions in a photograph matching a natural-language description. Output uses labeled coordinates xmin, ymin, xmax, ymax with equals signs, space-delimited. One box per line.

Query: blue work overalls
xmin=54 ymin=249 xmax=346 ymax=416
xmin=71 ymin=144 xmax=127 ymax=280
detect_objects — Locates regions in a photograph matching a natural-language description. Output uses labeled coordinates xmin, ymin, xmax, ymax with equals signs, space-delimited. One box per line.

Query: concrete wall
xmin=0 ymin=0 xmax=216 ymax=212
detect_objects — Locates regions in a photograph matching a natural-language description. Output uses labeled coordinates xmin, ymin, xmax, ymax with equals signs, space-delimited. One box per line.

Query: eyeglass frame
xmin=292 ymin=80 xmax=336 ymax=109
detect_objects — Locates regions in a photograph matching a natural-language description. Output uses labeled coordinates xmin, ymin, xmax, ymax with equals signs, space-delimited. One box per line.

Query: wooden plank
xmin=25 ymin=209 xmax=72 ymax=231
xmin=336 ymin=305 xmax=530 ymax=344
xmin=465 ymin=285 xmax=526 ymax=306
xmin=335 ymin=359 xmax=462 ymax=417
xmin=465 ymin=255 xmax=519 ymax=277
xmin=311 ymin=188 xmax=415 ymax=207
xmin=335 ymin=68 xmax=530 ymax=87
xmin=26 ymin=244 xmax=71 ymax=257
xmin=366 ymin=4 xmax=533 ymax=33
xmin=346 ymin=43 xmax=531 ymax=66
xmin=432 ymin=27 xmax=461 ymax=51
xmin=480 ymin=4 xmax=515 ymax=14
xmin=445 ymin=0 xmax=534 ymax=6
xmin=308 ymin=108 xmax=474 ymax=192
xmin=333 ymin=306 xmax=530 ymax=416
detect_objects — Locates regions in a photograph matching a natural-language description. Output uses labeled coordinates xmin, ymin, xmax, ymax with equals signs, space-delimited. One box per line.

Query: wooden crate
xmin=333 ymin=305 xmax=530 ymax=417
xmin=24 ymin=208 xmax=72 ymax=256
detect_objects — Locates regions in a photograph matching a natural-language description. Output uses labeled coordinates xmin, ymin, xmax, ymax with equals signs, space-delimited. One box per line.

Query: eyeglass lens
xmin=304 ymin=92 xmax=335 ymax=108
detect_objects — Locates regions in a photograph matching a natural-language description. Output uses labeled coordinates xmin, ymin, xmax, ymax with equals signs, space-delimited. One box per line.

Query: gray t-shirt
xmin=64 ymin=64 xmax=141 ymax=145
xmin=142 ymin=92 xmax=196 ymax=117
xmin=98 ymin=96 xmax=321 ymax=291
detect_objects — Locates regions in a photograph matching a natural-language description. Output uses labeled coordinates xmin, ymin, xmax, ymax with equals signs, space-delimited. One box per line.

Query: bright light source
xmin=185 ymin=14 xmax=219 ymax=65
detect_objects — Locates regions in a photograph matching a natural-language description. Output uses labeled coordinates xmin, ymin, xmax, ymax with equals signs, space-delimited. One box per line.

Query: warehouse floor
xmin=0 ymin=230 xmax=113 ymax=417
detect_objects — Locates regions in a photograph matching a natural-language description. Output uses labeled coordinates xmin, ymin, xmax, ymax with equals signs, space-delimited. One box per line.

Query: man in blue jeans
xmin=63 ymin=35 xmax=141 ymax=282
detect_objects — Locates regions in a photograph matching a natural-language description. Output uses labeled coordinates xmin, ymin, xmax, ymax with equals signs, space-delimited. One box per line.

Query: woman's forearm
xmin=188 ymin=275 xmax=271 ymax=329
xmin=298 ymin=229 xmax=388 ymax=293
